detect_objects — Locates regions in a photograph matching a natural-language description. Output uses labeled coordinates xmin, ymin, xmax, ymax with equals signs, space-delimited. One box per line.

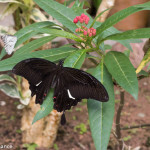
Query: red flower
xmin=73 ymin=18 xmax=78 ymax=24
xmin=83 ymin=30 xmax=87 ymax=36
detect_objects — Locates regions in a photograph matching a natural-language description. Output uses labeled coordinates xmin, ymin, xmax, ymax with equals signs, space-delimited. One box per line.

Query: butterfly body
xmin=12 ymin=58 xmax=109 ymax=124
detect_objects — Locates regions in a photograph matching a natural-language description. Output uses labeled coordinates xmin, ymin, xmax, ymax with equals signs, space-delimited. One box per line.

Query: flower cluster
xmin=73 ymin=13 xmax=90 ymax=25
xmin=75 ymin=26 xmax=96 ymax=37
xmin=73 ymin=13 xmax=96 ymax=39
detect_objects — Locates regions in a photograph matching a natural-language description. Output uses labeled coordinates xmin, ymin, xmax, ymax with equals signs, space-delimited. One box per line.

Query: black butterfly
xmin=12 ymin=58 xmax=109 ymax=125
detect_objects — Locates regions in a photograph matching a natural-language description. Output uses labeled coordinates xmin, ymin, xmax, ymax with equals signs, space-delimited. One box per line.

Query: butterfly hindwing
xmin=53 ymin=74 xmax=81 ymax=112
xmin=63 ymin=67 xmax=109 ymax=102
xmin=34 ymin=74 xmax=54 ymax=104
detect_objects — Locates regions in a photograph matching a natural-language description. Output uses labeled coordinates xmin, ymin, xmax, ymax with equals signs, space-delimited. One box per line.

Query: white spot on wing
xmin=67 ymin=89 xmax=75 ymax=99
xmin=36 ymin=81 xmax=42 ymax=86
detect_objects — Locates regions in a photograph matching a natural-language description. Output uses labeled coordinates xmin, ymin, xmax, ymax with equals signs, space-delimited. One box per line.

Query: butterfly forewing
xmin=12 ymin=58 xmax=56 ymax=85
xmin=12 ymin=58 xmax=57 ymax=104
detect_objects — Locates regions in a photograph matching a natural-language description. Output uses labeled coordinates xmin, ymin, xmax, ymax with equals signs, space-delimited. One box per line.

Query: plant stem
xmin=138 ymin=71 xmax=150 ymax=80
xmin=88 ymin=58 xmax=98 ymax=65
xmin=121 ymin=124 xmax=150 ymax=130
xmin=115 ymin=89 xmax=125 ymax=150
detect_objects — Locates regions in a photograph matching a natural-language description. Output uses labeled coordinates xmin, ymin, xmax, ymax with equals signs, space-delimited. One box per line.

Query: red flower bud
xmin=85 ymin=20 xmax=89 ymax=25
xmin=87 ymin=29 xmax=90 ymax=34
xmin=92 ymin=31 xmax=96 ymax=36
xmin=83 ymin=30 xmax=87 ymax=36
xmin=91 ymin=27 xmax=94 ymax=30
xmin=82 ymin=16 xmax=86 ymax=21
xmin=92 ymin=29 xmax=96 ymax=35
xmin=81 ymin=13 xmax=85 ymax=18
xmin=86 ymin=16 xmax=90 ymax=21
xmin=76 ymin=16 xmax=80 ymax=20
xmin=89 ymin=33 xmax=92 ymax=37
xmin=80 ymin=18 xmax=84 ymax=23
xmin=93 ymin=29 xmax=96 ymax=32
xmin=73 ymin=18 xmax=78 ymax=24
xmin=75 ymin=28 xmax=79 ymax=32
xmin=80 ymin=29 xmax=84 ymax=32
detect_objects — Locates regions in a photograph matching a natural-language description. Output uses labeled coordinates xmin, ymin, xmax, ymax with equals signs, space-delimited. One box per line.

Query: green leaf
xmin=103 ymin=44 xmax=112 ymax=51
xmin=71 ymin=0 xmax=90 ymax=11
xmin=104 ymin=51 xmax=138 ymax=99
xmin=0 ymin=3 xmax=19 ymax=20
xmin=38 ymin=28 xmax=82 ymax=42
xmin=90 ymin=8 xmax=111 ymax=28
xmin=15 ymin=21 xmax=56 ymax=47
xmin=136 ymin=48 xmax=150 ymax=74
xmin=34 ymin=0 xmax=77 ymax=32
xmin=123 ymin=49 xmax=130 ymax=57
xmin=23 ymin=143 xmax=38 ymax=150
xmin=71 ymin=0 xmax=80 ymax=8
xmin=137 ymin=70 xmax=149 ymax=77
xmin=0 ymin=21 xmax=56 ymax=59
xmin=97 ymin=26 xmax=141 ymax=51
xmin=32 ymin=89 xmax=54 ymax=124
xmin=96 ymin=2 xmax=150 ymax=35
xmin=0 ymin=83 xmax=20 ymax=98
xmin=64 ymin=0 xmax=75 ymax=7
xmin=31 ymin=8 xmax=48 ymax=22
xmin=53 ymin=143 xmax=59 ymax=150
xmin=96 ymin=27 xmax=131 ymax=51
xmin=87 ymin=62 xmax=115 ymax=150
xmin=0 ymin=25 xmax=16 ymax=34
xmin=14 ymin=36 xmax=56 ymax=56
xmin=0 ymin=47 xmax=77 ymax=71
xmin=0 ymin=74 xmax=16 ymax=83
xmin=93 ymin=0 xmax=102 ymax=10
xmin=103 ymin=28 xmax=150 ymax=41
xmin=64 ymin=49 xmax=86 ymax=69
xmin=134 ymin=2 xmax=150 ymax=8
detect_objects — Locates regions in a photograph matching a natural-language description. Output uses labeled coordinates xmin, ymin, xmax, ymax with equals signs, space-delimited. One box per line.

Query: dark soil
xmin=0 ymin=92 xmax=22 ymax=150
xmin=115 ymin=77 xmax=150 ymax=150
xmin=0 ymin=77 xmax=150 ymax=150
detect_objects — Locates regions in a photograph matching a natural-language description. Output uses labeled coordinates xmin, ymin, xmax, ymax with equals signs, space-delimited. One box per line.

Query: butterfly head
xmin=58 ymin=60 xmax=64 ymax=68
